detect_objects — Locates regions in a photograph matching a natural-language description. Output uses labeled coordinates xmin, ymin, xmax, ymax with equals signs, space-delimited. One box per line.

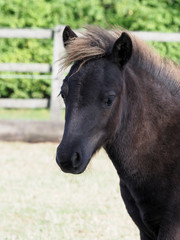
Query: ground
xmin=0 ymin=141 xmax=139 ymax=240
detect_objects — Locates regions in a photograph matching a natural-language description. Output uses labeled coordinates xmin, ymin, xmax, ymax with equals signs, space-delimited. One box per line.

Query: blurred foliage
xmin=0 ymin=0 xmax=179 ymax=30
xmin=0 ymin=0 xmax=179 ymax=98
xmin=0 ymin=76 xmax=51 ymax=98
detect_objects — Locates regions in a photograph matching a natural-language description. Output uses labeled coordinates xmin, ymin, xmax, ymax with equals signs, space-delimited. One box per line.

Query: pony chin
xmin=58 ymin=157 xmax=91 ymax=175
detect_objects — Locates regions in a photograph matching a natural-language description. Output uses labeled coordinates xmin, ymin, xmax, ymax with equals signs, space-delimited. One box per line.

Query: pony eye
xmin=104 ymin=95 xmax=115 ymax=106
xmin=60 ymin=91 xmax=65 ymax=99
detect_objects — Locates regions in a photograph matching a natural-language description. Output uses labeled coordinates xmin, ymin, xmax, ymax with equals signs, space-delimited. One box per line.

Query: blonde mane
xmin=61 ymin=26 xmax=180 ymax=97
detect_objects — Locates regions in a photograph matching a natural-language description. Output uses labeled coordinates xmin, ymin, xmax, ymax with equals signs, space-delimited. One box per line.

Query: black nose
xmin=56 ymin=149 xmax=82 ymax=172
xmin=71 ymin=152 xmax=81 ymax=168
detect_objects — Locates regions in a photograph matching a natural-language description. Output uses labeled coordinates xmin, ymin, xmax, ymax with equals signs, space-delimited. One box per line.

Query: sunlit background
xmin=0 ymin=0 xmax=179 ymax=239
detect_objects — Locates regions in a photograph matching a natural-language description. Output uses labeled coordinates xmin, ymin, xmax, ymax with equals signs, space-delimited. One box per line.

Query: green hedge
xmin=0 ymin=0 xmax=179 ymax=99
xmin=0 ymin=77 xmax=51 ymax=98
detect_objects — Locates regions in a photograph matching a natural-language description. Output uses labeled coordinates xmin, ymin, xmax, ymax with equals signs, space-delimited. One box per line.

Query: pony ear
xmin=111 ymin=32 xmax=132 ymax=68
xmin=63 ymin=25 xmax=77 ymax=48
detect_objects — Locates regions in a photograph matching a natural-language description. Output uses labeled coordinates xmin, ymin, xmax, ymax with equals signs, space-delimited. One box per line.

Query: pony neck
xmin=104 ymin=47 xmax=180 ymax=181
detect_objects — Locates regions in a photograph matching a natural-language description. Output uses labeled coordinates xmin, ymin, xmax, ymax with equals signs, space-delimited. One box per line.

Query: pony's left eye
xmin=104 ymin=95 xmax=115 ymax=106
xmin=60 ymin=91 xmax=65 ymax=99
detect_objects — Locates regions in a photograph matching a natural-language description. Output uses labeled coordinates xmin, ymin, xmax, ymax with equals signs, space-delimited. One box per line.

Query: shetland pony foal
xmin=56 ymin=26 xmax=180 ymax=240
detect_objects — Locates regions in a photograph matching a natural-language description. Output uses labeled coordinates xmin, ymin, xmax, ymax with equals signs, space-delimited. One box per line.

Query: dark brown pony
xmin=56 ymin=26 xmax=180 ymax=240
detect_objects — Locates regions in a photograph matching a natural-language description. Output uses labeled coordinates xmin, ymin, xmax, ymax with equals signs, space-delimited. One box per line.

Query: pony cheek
xmin=106 ymin=103 xmax=122 ymax=137
xmin=87 ymin=129 xmax=107 ymax=156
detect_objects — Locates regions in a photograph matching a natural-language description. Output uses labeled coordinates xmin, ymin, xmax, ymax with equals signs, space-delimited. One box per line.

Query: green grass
xmin=0 ymin=108 xmax=66 ymax=121
xmin=0 ymin=142 xmax=139 ymax=240
xmin=0 ymin=108 xmax=50 ymax=120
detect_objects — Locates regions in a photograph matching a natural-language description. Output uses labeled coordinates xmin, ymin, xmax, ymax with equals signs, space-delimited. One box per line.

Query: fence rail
xmin=0 ymin=63 xmax=51 ymax=73
xmin=0 ymin=98 xmax=49 ymax=109
xmin=0 ymin=28 xmax=180 ymax=41
xmin=132 ymin=31 xmax=180 ymax=42
xmin=0 ymin=27 xmax=180 ymax=121
xmin=0 ymin=74 xmax=51 ymax=80
xmin=0 ymin=28 xmax=54 ymax=39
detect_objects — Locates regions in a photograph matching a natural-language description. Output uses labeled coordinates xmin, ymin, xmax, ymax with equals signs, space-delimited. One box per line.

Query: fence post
xmin=50 ymin=25 xmax=65 ymax=122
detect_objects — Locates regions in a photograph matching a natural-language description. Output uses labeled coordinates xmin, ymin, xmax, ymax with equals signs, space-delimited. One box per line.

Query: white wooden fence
xmin=0 ymin=26 xmax=180 ymax=122
xmin=0 ymin=26 xmax=65 ymax=121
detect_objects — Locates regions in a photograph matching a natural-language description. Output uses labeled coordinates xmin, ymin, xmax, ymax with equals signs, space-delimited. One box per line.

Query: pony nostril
xmin=71 ymin=152 xmax=81 ymax=168
xmin=61 ymin=161 xmax=71 ymax=168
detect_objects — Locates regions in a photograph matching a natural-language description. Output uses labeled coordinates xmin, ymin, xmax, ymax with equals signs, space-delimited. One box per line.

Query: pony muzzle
xmin=56 ymin=145 xmax=87 ymax=174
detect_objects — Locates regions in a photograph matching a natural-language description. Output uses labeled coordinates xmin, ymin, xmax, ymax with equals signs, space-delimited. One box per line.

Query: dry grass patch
xmin=0 ymin=142 xmax=139 ymax=240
